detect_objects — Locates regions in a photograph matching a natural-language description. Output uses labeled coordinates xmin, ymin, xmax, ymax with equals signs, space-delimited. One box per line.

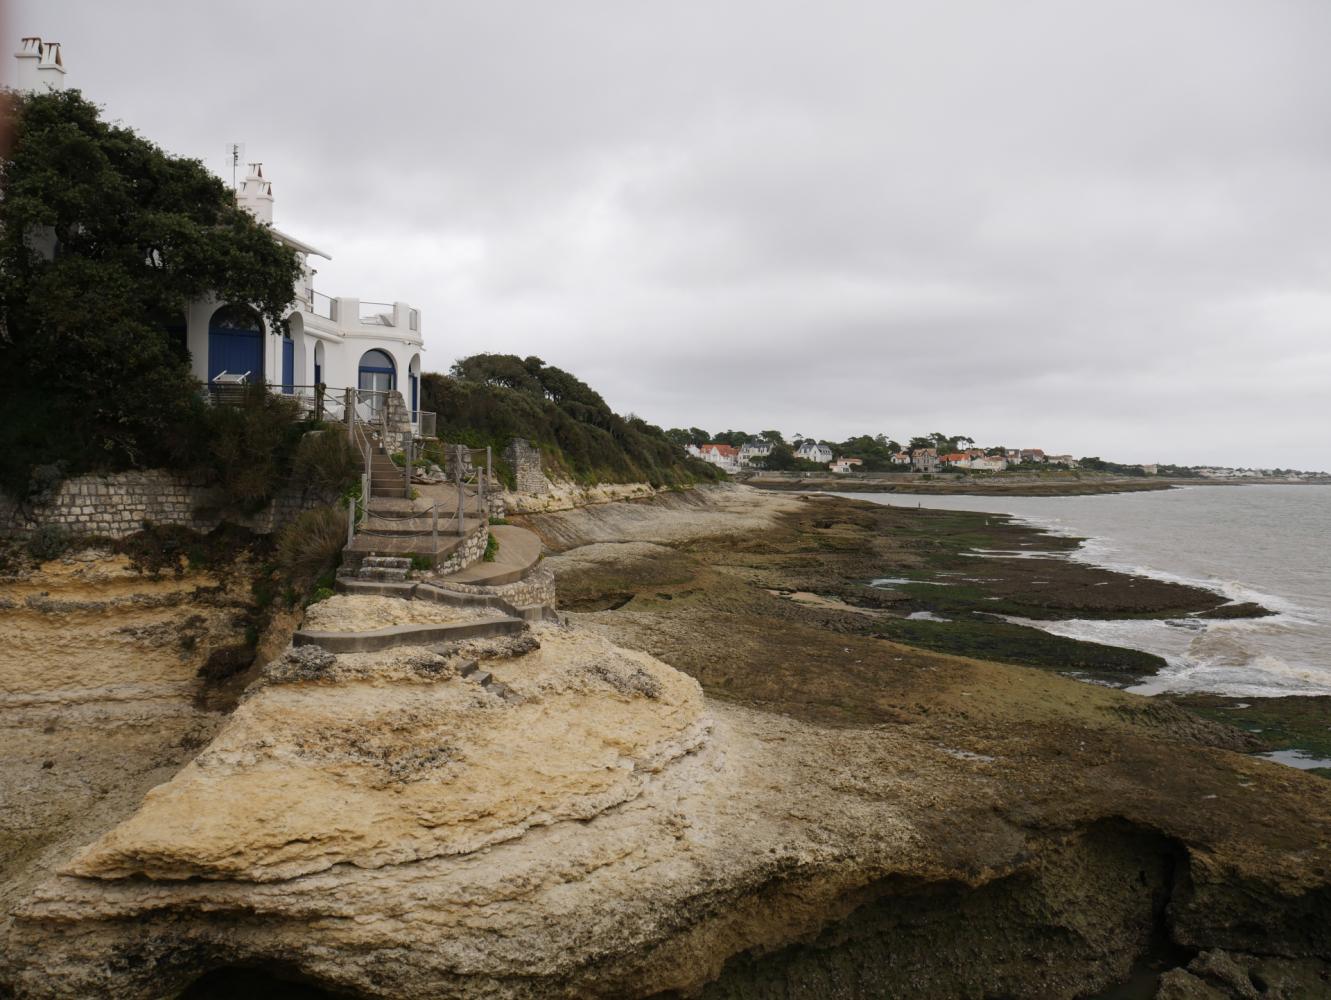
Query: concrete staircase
xmin=357 ymin=556 xmax=411 ymax=582
xmin=370 ymin=453 xmax=408 ymax=499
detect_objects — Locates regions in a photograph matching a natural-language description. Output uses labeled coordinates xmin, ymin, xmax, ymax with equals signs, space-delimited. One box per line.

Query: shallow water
xmin=840 ymin=485 xmax=1331 ymax=698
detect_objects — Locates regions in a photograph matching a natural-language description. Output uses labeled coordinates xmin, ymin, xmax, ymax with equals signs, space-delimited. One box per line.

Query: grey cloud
xmin=12 ymin=0 xmax=1331 ymax=468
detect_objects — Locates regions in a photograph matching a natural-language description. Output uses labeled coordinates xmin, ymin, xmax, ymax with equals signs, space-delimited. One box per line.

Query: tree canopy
xmin=426 ymin=354 xmax=719 ymax=488
xmin=0 ymin=88 xmax=302 ymax=493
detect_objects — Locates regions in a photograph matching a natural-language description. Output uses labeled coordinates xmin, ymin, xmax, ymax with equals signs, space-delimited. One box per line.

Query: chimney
xmin=236 ymin=162 xmax=275 ymax=224
xmin=14 ymin=37 xmax=66 ymax=93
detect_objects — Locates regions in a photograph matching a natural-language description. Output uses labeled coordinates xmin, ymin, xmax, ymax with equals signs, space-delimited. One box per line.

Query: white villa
xmin=794 ymin=440 xmax=834 ymax=465
xmin=15 ymin=37 xmax=427 ymax=427
xmin=738 ymin=440 xmax=773 ymax=466
xmin=696 ymin=443 xmax=741 ymax=473
xmin=200 ymin=164 xmax=426 ymax=422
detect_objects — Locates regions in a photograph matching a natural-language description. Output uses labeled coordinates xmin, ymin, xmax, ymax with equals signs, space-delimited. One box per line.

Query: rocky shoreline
xmin=1 ymin=485 xmax=1329 ymax=998
xmin=747 ymin=473 xmax=1180 ymax=496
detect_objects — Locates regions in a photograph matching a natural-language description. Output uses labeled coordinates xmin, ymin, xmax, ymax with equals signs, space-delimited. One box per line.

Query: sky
xmin=8 ymin=1 xmax=1331 ymax=469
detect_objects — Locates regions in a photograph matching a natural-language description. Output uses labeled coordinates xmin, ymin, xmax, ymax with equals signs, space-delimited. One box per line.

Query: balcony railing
xmin=305 ymin=289 xmax=336 ymax=320
xmin=358 ymin=300 xmax=395 ymax=326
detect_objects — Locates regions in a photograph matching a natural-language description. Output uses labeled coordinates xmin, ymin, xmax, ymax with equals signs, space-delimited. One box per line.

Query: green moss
xmin=869 ymin=617 xmax=1165 ymax=683
xmin=1171 ymin=695 xmax=1331 ymax=765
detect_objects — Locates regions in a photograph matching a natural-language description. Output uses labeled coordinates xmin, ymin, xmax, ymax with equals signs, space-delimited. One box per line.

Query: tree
xmin=759 ymin=429 xmax=785 ymax=445
xmin=0 ymin=89 xmax=303 ymax=493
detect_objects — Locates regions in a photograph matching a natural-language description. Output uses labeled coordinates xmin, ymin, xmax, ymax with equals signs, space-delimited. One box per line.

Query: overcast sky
xmin=10 ymin=1 xmax=1331 ymax=468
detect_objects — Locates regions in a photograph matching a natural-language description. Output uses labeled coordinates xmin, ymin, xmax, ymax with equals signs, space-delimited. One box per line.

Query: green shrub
xmin=26 ymin=524 xmax=69 ymax=561
xmin=292 ymin=428 xmax=361 ymax=499
xmin=308 ymin=587 xmax=334 ymax=605
xmin=483 ymin=532 xmax=499 ymax=562
xmin=197 ymin=385 xmax=306 ymax=513
xmin=274 ymin=505 xmax=347 ymax=596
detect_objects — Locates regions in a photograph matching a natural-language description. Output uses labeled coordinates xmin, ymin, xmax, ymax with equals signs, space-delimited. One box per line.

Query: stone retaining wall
xmin=436 ymin=521 xmax=490 ymax=576
xmin=0 ymin=469 xmax=328 ymax=540
xmin=434 ymin=563 xmax=556 ymax=611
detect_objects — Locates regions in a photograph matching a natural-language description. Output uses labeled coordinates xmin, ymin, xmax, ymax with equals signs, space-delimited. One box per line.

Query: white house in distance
xmin=739 ymin=439 xmax=773 ymax=466
xmin=697 ymin=443 xmax=741 ymax=473
xmin=829 ymin=457 xmax=862 ymax=474
xmin=14 ymin=37 xmax=426 ymax=425
xmin=795 ymin=440 xmax=834 ymax=464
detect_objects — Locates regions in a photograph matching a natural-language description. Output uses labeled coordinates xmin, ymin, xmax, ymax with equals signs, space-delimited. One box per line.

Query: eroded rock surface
xmin=5 ymin=492 xmax=1331 ymax=1000
xmin=62 ymin=624 xmax=707 ymax=882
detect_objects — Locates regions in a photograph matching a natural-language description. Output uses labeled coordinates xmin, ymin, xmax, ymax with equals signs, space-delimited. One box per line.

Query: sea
xmin=839 ymin=485 xmax=1331 ymax=699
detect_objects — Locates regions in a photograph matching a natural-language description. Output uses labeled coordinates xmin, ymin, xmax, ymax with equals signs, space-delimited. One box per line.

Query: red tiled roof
xmin=702 ymin=443 xmax=738 ymax=456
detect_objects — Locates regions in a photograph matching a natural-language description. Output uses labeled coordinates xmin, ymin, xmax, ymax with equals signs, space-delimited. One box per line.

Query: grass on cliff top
xmin=421 ymin=356 xmax=721 ymax=490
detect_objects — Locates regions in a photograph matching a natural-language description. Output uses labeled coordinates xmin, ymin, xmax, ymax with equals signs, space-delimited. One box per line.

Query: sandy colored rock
xmin=5 ymin=490 xmax=1331 ymax=1000
xmin=301 ymin=594 xmax=501 ymax=633
xmin=64 ymin=624 xmax=707 ymax=882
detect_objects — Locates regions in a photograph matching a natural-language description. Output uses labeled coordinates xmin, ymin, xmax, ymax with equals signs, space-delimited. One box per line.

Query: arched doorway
xmin=358 ymin=349 xmax=396 ymax=393
xmin=358 ymin=348 xmax=396 ymax=417
xmin=280 ymin=333 xmax=294 ymax=394
xmin=408 ymin=353 xmax=421 ymax=421
xmin=313 ymin=341 xmax=325 ymax=387
xmin=207 ymin=304 xmax=263 ymax=383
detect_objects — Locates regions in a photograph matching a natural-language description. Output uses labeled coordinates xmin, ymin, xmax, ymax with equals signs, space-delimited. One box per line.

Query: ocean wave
xmin=1003 ymin=512 xmax=1320 ymax=624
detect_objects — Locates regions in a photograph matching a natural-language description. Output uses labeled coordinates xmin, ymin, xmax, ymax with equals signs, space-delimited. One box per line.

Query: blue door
xmin=207 ymin=327 xmax=262 ymax=382
xmin=409 ymin=372 xmax=418 ymax=418
xmin=281 ymin=337 xmax=294 ymax=394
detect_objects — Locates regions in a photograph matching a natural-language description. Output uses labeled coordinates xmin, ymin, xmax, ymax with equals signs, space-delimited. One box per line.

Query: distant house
xmin=940 ymin=452 xmax=970 ymax=467
xmin=1046 ymin=454 xmax=1077 ymax=467
xmin=912 ymin=447 xmax=939 ymax=472
xmin=738 ymin=439 xmax=774 ymax=467
xmin=969 ymin=456 xmax=1008 ymax=471
xmin=698 ymin=443 xmax=741 ymax=473
xmin=829 ymin=457 xmax=863 ymax=474
xmin=685 ymin=443 xmax=703 ymax=458
xmin=1018 ymin=449 xmax=1047 ymax=463
xmin=795 ymin=440 xmax=834 ymax=464
xmin=891 ymin=451 xmax=911 ymax=465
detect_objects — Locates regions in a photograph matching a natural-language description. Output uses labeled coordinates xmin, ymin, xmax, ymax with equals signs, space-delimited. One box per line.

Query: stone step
xmin=357 ymin=566 xmax=409 ymax=582
xmin=362 ymin=556 xmax=412 ymax=569
xmin=458 ymin=660 xmax=480 ymax=678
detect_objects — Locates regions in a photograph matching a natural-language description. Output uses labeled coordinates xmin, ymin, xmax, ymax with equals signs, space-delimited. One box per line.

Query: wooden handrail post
xmin=344 ymin=387 xmax=354 ymax=438
xmin=404 ymin=434 xmax=412 ymax=498
xmin=478 ymin=448 xmax=486 ymax=519
xmin=346 ymin=495 xmax=355 ymax=546
xmin=455 ymin=444 xmax=465 ymax=536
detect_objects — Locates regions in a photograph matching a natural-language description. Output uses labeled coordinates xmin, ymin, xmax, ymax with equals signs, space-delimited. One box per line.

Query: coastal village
xmin=686 ymin=435 xmax=1329 ymax=481
xmin=688 ymin=438 xmax=1079 ymax=474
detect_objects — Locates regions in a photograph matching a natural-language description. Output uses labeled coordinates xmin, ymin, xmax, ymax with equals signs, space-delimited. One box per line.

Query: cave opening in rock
xmin=178 ymin=963 xmax=361 ymax=1000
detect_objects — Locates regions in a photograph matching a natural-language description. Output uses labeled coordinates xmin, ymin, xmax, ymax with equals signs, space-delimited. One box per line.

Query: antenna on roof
xmin=225 ymin=142 xmax=245 ymax=190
